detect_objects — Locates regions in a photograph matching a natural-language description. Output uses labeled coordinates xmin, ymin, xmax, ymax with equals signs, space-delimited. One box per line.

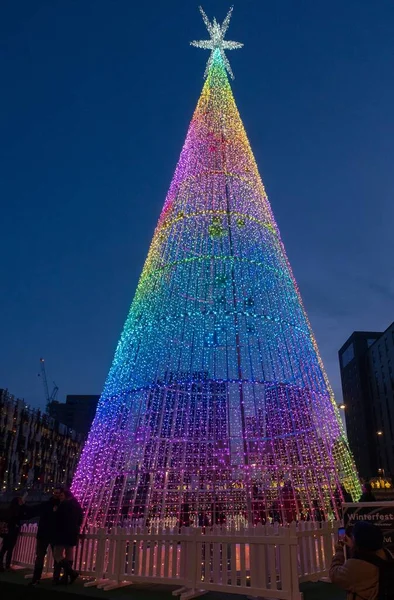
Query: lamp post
xmin=376 ymin=432 xmax=385 ymax=484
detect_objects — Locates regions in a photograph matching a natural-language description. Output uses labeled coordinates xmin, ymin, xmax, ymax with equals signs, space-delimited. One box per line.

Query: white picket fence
xmin=10 ymin=521 xmax=340 ymax=600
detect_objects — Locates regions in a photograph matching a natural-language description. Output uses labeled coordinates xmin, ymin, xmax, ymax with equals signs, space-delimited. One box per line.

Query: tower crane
xmin=38 ymin=357 xmax=59 ymax=412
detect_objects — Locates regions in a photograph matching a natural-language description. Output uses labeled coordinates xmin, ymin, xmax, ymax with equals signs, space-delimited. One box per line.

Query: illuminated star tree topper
xmin=190 ymin=5 xmax=243 ymax=79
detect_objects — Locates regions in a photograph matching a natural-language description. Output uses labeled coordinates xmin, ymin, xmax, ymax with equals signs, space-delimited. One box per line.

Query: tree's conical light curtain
xmin=73 ymin=24 xmax=360 ymax=526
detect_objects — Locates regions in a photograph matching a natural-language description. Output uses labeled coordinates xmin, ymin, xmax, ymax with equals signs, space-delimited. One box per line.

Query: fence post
xmin=112 ymin=527 xmax=125 ymax=584
xmin=322 ymin=521 xmax=336 ymax=576
xmin=44 ymin=543 xmax=53 ymax=576
xmin=188 ymin=527 xmax=199 ymax=592
xmin=320 ymin=522 xmax=328 ymax=574
xmin=290 ymin=522 xmax=302 ymax=600
xmin=94 ymin=527 xmax=107 ymax=581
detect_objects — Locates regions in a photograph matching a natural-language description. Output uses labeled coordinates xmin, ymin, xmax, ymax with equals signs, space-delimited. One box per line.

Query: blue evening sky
xmin=1 ymin=0 xmax=393 ymax=410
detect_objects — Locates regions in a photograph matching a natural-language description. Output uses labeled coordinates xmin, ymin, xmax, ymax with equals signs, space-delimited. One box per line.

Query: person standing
xmin=28 ymin=486 xmax=62 ymax=586
xmin=282 ymin=480 xmax=299 ymax=523
xmin=359 ymin=482 xmax=376 ymax=502
xmin=341 ymin=485 xmax=353 ymax=503
xmin=329 ymin=521 xmax=394 ymax=600
xmin=52 ymin=489 xmax=83 ymax=585
xmin=312 ymin=498 xmax=325 ymax=522
xmin=0 ymin=497 xmax=28 ymax=571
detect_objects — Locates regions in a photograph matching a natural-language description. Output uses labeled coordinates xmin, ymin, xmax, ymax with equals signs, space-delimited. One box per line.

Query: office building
xmin=0 ymin=388 xmax=83 ymax=493
xmin=48 ymin=394 xmax=99 ymax=437
xmin=339 ymin=322 xmax=394 ymax=479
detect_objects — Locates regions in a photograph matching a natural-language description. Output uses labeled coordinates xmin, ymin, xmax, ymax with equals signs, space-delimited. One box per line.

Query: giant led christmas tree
xmin=73 ymin=7 xmax=360 ymax=527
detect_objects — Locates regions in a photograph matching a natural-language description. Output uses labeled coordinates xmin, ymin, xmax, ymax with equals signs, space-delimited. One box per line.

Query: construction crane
xmin=38 ymin=357 xmax=59 ymax=412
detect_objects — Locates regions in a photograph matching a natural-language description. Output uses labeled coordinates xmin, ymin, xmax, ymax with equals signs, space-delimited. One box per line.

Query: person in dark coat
xmin=330 ymin=521 xmax=391 ymax=600
xmin=52 ymin=489 xmax=83 ymax=584
xmin=341 ymin=485 xmax=353 ymax=503
xmin=282 ymin=481 xmax=299 ymax=523
xmin=270 ymin=500 xmax=282 ymax=524
xmin=331 ymin=485 xmax=353 ymax=519
xmin=359 ymin=482 xmax=376 ymax=503
xmin=0 ymin=496 xmax=28 ymax=570
xmin=28 ymin=486 xmax=62 ymax=586
xmin=311 ymin=498 xmax=325 ymax=522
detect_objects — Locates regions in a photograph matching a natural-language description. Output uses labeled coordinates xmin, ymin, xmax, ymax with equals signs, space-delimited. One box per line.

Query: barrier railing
xmin=9 ymin=520 xmax=340 ymax=600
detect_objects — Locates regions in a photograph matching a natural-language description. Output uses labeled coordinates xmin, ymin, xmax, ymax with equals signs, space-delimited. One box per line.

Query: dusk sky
xmin=1 ymin=0 xmax=393 ymax=411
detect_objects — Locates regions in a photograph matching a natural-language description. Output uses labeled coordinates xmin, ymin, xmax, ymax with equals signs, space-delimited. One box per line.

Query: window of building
xmin=341 ymin=343 xmax=355 ymax=368
xmin=385 ymin=398 xmax=393 ymax=440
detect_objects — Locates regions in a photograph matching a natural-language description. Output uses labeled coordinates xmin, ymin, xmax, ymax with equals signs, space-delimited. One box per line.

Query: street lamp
xmin=338 ymin=404 xmax=346 ymax=410
xmin=377 ymin=431 xmax=383 ymax=436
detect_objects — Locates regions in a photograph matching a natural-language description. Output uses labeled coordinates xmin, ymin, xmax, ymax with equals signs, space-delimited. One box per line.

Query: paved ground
xmin=0 ymin=568 xmax=346 ymax=600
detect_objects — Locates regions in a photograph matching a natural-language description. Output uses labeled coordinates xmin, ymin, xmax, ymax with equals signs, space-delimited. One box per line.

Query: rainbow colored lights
xmin=72 ymin=14 xmax=360 ymax=527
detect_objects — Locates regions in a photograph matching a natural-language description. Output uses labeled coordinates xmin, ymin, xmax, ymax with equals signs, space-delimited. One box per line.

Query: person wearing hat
xmin=329 ymin=521 xmax=391 ymax=599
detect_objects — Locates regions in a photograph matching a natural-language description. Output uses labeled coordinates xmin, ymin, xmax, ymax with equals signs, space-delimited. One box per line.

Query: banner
xmin=344 ymin=502 xmax=394 ymax=554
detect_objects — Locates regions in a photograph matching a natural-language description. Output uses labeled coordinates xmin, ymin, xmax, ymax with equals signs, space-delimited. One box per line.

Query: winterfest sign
xmin=344 ymin=502 xmax=394 ymax=554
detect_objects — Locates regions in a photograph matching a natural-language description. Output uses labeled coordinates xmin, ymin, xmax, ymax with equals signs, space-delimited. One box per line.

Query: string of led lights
xmin=72 ymin=7 xmax=360 ymax=528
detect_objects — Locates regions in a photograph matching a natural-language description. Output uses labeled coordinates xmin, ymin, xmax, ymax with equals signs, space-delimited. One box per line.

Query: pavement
xmin=0 ymin=568 xmax=346 ymax=600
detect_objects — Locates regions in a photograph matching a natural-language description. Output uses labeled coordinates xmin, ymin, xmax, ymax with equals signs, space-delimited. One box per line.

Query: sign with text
xmin=344 ymin=502 xmax=394 ymax=554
